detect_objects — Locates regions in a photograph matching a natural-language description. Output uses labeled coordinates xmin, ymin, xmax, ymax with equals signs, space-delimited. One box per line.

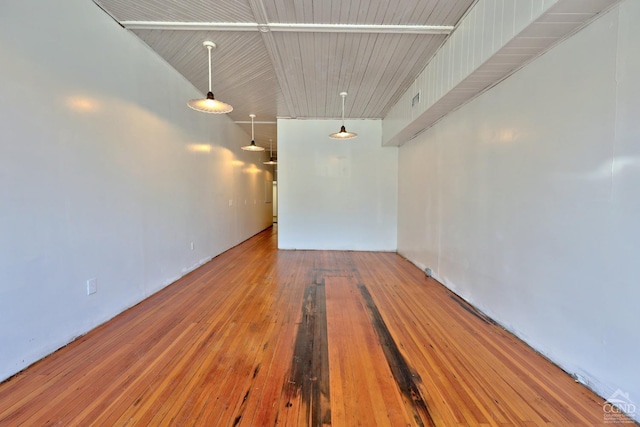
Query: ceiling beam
xmin=120 ymin=21 xmax=454 ymax=35
xmin=268 ymin=23 xmax=453 ymax=34
xmin=246 ymin=0 xmax=300 ymax=118
xmin=234 ymin=121 xmax=277 ymax=124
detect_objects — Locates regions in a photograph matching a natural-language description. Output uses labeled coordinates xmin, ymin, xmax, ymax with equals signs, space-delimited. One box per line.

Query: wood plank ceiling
xmin=93 ymin=0 xmax=476 ymax=152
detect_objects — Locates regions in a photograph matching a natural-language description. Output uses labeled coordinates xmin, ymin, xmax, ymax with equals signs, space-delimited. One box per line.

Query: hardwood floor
xmin=0 ymin=226 xmax=626 ymax=426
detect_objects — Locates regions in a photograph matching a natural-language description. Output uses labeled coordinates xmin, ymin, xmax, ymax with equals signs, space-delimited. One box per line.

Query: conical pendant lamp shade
xmin=329 ymin=92 xmax=357 ymax=139
xmin=242 ymin=114 xmax=265 ymax=151
xmin=330 ymin=125 xmax=358 ymax=139
xmin=187 ymin=92 xmax=233 ymax=114
xmin=187 ymin=41 xmax=233 ymax=114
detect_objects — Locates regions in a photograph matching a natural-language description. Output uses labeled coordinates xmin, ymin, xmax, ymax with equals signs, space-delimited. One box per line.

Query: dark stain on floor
xmin=285 ymin=279 xmax=331 ymax=425
xmin=448 ymin=294 xmax=496 ymax=325
xmin=358 ymin=283 xmax=436 ymax=427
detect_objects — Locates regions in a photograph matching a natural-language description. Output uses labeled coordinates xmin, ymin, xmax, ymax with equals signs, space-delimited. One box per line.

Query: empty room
xmin=1 ymin=0 xmax=638 ymax=425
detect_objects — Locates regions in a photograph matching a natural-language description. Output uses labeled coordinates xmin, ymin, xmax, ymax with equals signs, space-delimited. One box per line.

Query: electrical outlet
xmin=87 ymin=278 xmax=97 ymax=295
xmin=190 ymin=242 xmax=195 ymax=250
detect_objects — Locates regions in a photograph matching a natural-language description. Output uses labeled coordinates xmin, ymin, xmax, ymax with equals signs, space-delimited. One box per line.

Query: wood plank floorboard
xmin=0 ymin=226 xmax=630 ymax=426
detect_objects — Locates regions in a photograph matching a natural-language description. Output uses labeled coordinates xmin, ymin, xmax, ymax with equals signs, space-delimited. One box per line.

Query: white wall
xmin=397 ymin=1 xmax=640 ymax=419
xmin=278 ymin=119 xmax=397 ymax=251
xmin=0 ymin=0 xmax=272 ymax=381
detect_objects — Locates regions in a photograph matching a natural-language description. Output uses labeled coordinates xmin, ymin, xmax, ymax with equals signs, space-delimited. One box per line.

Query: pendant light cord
xmin=341 ymin=94 xmax=346 ymax=126
xmin=251 ymin=115 xmax=255 ymax=140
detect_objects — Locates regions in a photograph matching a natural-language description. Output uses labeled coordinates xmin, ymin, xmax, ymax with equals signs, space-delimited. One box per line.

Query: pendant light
xmin=241 ymin=114 xmax=265 ymax=151
xmin=329 ymin=91 xmax=357 ymax=139
xmin=263 ymin=139 xmax=277 ymax=165
xmin=187 ymin=41 xmax=233 ymax=114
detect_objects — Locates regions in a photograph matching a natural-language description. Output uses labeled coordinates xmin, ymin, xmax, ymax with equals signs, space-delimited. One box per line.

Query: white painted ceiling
xmin=93 ymin=0 xmax=477 ymax=152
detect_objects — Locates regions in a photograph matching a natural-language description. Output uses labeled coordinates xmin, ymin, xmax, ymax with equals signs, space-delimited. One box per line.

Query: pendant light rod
xmin=264 ymin=138 xmax=277 ymax=164
xmin=187 ymin=41 xmax=233 ymax=114
xmin=329 ymin=91 xmax=357 ymax=139
xmin=205 ymin=41 xmax=214 ymax=92
xmin=241 ymin=114 xmax=265 ymax=151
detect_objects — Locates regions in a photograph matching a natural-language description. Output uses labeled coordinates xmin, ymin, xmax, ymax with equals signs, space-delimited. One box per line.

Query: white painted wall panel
xmin=278 ymin=119 xmax=397 ymax=251
xmin=502 ymin=0 xmax=516 ymax=42
xmin=397 ymin=2 xmax=639 ymax=420
xmin=0 ymin=0 xmax=272 ymax=381
xmin=481 ymin=0 xmax=495 ymax=62
xmin=514 ymin=0 xmax=534 ymax=35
